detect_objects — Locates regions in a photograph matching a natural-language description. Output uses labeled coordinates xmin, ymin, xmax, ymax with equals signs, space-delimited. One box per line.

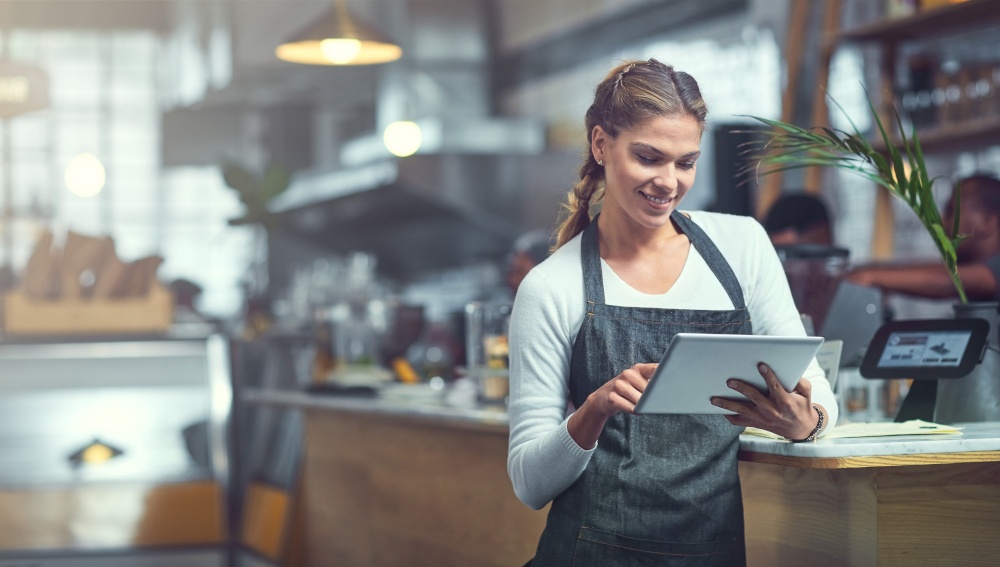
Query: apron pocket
xmin=573 ymin=527 xmax=744 ymax=567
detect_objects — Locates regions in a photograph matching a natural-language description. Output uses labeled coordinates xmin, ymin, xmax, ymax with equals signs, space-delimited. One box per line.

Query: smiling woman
xmin=506 ymin=59 xmax=839 ymax=567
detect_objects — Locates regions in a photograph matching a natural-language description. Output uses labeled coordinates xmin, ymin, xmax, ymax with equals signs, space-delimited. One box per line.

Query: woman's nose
xmin=653 ymin=165 xmax=677 ymax=190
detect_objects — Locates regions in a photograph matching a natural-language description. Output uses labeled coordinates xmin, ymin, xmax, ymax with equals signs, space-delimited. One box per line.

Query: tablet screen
xmin=860 ymin=318 xmax=989 ymax=379
xmin=875 ymin=330 xmax=972 ymax=368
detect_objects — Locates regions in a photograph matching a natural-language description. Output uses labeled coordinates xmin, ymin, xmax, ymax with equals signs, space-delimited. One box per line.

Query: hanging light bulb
xmin=319 ymin=38 xmax=362 ymax=64
xmin=383 ymin=120 xmax=422 ymax=157
xmin=67 ymin=438 xmax=125 ymax=466
xmin=276 ymin=0 xmax=402 ymax=66
xmin=65 ymin=152 xmax=106 ymax=198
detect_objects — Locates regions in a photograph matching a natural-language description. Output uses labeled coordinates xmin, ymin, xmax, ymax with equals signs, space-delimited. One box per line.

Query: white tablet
xmin=633 ymin=333 xmax=825 ymax=415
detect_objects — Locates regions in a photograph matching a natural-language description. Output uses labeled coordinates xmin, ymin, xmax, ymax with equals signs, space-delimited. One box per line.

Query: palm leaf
xmin=744 ymin=92 xmax=968 ymax=303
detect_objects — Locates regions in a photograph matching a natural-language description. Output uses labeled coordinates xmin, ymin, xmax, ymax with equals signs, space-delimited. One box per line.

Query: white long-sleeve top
xmin=506 ymin=211 xmax=839 ymax=510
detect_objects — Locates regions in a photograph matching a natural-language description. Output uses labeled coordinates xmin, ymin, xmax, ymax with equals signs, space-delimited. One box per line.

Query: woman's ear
xmin=591 ymin=125 xmax=607 ymax=163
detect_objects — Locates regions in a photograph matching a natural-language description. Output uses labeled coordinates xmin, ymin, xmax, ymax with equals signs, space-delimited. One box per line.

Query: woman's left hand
xmin=710 ymin=362 xmax=820 ymax=441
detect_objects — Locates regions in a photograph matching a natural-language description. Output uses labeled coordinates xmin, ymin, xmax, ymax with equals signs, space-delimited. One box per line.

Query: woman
xmin=506 ymin=59 xmax=838 ymax=566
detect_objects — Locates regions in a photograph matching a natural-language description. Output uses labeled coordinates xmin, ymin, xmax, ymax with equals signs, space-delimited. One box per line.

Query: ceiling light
xmin=65 ymin=152 xmax=106 ymax=198
xmin=384 ymin=121 xmax=422 ymax=157
xmin=68 ymin=438 xmax=124 ymax=466
xmin=275 ymin=0 xmax=402 ymax=66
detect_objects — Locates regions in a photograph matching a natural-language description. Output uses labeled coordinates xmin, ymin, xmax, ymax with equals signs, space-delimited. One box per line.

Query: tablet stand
xmin=894 ymin=379 xmax=936 ymax=422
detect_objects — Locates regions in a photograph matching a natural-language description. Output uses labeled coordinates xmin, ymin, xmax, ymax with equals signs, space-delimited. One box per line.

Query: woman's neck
xmin=596 ymin=209 xmax=683 ymax=261
xmin=595 ymin=210 xmax=691 ymax=295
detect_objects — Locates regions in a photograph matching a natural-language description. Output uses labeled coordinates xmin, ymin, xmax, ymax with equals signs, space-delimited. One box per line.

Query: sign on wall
xmin=0 ymin=61 xmax=49 ymax=119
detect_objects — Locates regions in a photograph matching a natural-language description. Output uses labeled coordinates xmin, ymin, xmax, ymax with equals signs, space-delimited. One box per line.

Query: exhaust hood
xmin=257 ymin=0 xmax=574 ymax=282
xmin=267 ymin=128 xmax=564 ymax=281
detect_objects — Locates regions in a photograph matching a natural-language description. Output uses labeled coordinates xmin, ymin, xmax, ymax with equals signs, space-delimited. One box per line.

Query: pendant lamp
xmin=275 ymin=0 xmax=402 ymax=66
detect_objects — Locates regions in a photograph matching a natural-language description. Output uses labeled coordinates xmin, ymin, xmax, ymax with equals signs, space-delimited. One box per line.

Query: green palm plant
xmin=221 ymin=161 xmax=291 ymax=227
xmin=747 ymin=94 xmax=968 ymax=303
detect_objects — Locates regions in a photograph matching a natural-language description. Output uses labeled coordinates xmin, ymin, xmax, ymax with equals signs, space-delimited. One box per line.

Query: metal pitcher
xmin=934 ymin=302 xmax=1000 ymax=423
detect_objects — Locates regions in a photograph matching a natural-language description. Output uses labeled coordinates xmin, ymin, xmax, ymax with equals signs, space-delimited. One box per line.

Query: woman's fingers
xmin=713 ymin=364 xmax=786 ymax=419
xmin=794 ymin=376 xmax=812 ymax=399
xmin=758 ymin=363 xmax=788 ymax=397
xmin=625 ymin=363 xmax=656 ymax=391
xmin=713 ymin=364 xmax=819 ymax=440
xmin=725 ymin=377 xmax=768 ymax=407
xmin=605 ymin=363 xmax=659 ymax=413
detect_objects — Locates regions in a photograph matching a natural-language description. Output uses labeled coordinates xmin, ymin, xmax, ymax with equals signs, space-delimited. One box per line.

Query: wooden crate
xmin=2 ymin=284 xmax=173 ymax=336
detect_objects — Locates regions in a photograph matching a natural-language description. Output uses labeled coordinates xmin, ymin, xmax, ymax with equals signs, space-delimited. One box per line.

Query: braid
xmin=554 ymin=154 xmax=604 ymax=249
xmin=612 ymin=62 xmax=637 ymax=94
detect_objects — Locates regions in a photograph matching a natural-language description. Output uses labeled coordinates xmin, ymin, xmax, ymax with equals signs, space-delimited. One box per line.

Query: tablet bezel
xmin=633 ymin=333 xmax=825 ymax=415
xmin=859 ymin=318 xmax=989 ymax=380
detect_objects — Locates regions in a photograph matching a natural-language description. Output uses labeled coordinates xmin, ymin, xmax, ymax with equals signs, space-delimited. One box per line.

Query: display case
xmin=0 ymin=334 xmax=232 ymax=567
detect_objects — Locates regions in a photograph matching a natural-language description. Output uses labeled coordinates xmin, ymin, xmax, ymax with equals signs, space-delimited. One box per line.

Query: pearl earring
xmin=597 ymin=158 xmax=604 ymax=166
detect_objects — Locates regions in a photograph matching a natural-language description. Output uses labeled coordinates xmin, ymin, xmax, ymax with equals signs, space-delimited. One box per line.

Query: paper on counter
xmin=742 ymin=419 xmax=964 ymax=441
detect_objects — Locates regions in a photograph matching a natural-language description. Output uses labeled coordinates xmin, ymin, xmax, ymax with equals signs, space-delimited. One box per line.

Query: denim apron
xmin=532 ymin=212 xmax=752 ymax=566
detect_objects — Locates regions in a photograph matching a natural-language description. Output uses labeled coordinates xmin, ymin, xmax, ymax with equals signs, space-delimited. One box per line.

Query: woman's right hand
xmin=567 ymin=363 xmax=657 ymax=449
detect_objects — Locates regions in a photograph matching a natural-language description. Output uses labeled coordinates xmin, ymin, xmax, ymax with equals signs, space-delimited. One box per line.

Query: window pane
xmin=3 ymin=29 xmax=248 ymax=318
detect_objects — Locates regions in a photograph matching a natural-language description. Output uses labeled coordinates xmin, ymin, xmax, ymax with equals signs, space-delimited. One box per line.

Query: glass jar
xmin=775 ymin=244 xmax=850 ymax=334
xmin=464 ymin=301 xmax=512 ymax=405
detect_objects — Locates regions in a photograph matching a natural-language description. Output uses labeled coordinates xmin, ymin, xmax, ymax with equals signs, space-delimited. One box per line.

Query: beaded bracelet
xmin=789 ymin=404 xmax=825 ymax=443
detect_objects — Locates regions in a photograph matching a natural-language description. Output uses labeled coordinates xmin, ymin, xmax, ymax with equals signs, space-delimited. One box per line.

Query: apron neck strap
xmin=581 ymin=212 xmax=747 ymax=309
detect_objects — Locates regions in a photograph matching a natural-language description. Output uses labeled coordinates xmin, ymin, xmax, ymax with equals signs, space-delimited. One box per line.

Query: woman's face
xmin=591 ymin=113 xmax=702 ymax=232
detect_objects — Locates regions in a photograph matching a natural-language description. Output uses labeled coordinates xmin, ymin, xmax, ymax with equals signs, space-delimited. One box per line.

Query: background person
xmin=506 ymin=58 xmax=838 ymax=566
xmin=846 ymin=173 xmax=1000 ymax=301
xmin=506 ymin=230 xmax=555 ymax=296
xmin=762 ymin=192 xmax=835 ymax=246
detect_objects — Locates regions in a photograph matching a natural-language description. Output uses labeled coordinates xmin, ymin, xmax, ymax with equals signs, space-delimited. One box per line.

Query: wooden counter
xmin=247 ymin=390 xmax=546 ymax=567
xmin=739 ymin=422 xmax=1000 ymax=567
xmin=248 ymin=391 xmax=1000 ymax=567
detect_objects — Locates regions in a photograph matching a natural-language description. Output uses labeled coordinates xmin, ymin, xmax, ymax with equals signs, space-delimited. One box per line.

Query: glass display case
xmin=0 ymin=334 xmax=231 ymax=567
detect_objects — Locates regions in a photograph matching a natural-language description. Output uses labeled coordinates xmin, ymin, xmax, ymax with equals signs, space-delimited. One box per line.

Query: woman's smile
xmin=638 ymin=190 xmax=673 ymax=207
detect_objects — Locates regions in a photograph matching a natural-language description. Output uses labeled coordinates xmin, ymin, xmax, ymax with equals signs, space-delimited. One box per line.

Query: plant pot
xmin=933 ymin=301 xmax=1000 ymax=424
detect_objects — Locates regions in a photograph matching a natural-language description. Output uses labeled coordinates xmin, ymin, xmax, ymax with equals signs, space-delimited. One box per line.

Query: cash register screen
xmin=876 ymin=330 xmax=972 ymax=368
xmin=861 ymin=318 xmax=989 ymax=379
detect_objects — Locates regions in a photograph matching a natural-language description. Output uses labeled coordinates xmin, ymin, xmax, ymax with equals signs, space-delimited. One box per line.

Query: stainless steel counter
xmin=246 ymin=388 xmax=1000 ymax=462
xmin=242 ymin=387 xmax=510 ymax=432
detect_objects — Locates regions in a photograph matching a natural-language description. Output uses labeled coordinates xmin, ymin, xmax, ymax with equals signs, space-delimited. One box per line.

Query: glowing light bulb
xmin=65 ymin=153 xmax=106 ymax=197
xmin=320 ymin=38 xmax=362 ymax=64
xmin=383 ymin=121 xmax=422 ymax=157
xmin=81 ymin=443 xmax=114 ymax=464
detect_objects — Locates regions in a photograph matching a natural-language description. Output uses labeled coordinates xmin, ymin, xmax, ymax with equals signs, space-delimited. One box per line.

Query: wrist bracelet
xmin=790 ymin=404 xmax=824 ymax=443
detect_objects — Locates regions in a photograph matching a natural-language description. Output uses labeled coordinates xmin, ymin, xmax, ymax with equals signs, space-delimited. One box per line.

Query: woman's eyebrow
xmin=631 ymin=142 xmax=665 ymax=155
xmin=632 ymin=142 xmax=701 ymax=159
xmin=630 ymin=143 xmax=700 ymax=160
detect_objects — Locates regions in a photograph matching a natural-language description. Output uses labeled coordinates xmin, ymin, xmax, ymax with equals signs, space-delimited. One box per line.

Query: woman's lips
xmin=639 ymin=190 xmax=672 ymax=206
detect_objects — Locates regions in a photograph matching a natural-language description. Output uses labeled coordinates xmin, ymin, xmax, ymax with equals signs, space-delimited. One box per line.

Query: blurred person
xmin=846 ymin=173 xmax=1000 ymax=301
xmin=762 ymin=192 xmax=834 ymax=246
xmin=506 ymin=59 xmax=837 ymax=566
xmin=506 ymin=230 xmax=554 ymax=295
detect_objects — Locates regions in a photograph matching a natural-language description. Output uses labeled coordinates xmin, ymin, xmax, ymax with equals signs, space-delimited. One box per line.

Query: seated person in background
xmin=846 ymin=173 xmax=1000 ymax=301
xmin=506 ymin=230 xmax=554 ymax=296
xmin=762 ymin=192 xmax=834 ymax=246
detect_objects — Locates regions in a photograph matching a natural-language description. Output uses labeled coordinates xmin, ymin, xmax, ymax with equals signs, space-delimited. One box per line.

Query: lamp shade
xmin=276 ymin=1 xmax=402 ymax=66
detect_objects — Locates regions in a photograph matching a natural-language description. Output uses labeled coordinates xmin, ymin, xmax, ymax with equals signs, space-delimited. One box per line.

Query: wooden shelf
xmin=821 ymin=0 xmax=1000 ymax=259
xmin=839 ymin=0 xmax=1000 ymax=44
xmin=873 ymin=116 xmax=1000 ymax=153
